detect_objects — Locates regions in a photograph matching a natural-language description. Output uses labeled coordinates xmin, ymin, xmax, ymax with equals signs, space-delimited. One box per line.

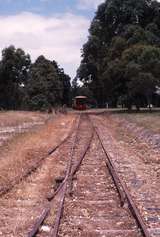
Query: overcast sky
xmin=0 ymin=0 xmax=104 ymax=78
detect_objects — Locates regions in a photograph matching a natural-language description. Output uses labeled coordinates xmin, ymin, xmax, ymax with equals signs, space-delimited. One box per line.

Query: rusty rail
xmin=48 ymin=115 xmax=80 ymax=155
xmin=49 ymin=114 xmax=94 ymax=237
xmin=26 ymin=115 xmax=81 ymax=237
xmin=47 ymin=114 xmax=94 ymax=202
xmin=89 ymin=115 xmax=151 ymax=237
xmin=48 ymin=114 xmax=83 ymax=200
xmin=27 ymin=205 xmax=50 ymax=237
xmin=49 ymin=183 xmax=67 ymax=237
xmin=49 ymin=114 xmax=82 ymax=237
xmin=0 ymin=115 xmax=79 ymax=200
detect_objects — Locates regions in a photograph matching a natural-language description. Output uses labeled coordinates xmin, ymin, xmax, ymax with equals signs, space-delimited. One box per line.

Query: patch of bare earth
xmin=92 ymin=114 xmax=160 ymax=236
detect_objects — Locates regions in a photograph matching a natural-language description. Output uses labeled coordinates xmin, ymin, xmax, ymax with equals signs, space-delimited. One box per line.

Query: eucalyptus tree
xmin=26 ymin=56 xmax=63 ymax=110
xmin=77 ymin=0 xmax=160 ymax=108
xmin=0 ymin=45 xmax=31 ymax=109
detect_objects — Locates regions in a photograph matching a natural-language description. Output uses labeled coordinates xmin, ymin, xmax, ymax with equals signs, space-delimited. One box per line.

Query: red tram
xmin=73 ymin=96 xmax=87 ymax=110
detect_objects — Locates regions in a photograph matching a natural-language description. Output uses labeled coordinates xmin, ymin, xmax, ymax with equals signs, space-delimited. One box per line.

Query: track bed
xmin=59 ymin=133 xmax=140 ymax=237
xmin=0 ymin=113 xmax=157 ymax=237
xmin=36 ymin=114 xmax=148 ymax=237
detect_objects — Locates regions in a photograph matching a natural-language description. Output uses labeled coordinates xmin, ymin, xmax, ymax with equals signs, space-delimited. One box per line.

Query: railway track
xmin=0 ymin=115 xmax=82 ymax=236
xmin=27 ymin=113 xmax=93 ymax=237
xmin=27 ymin=114 xmax=151 ymax=237
xmin=89 ymin=115 xmax=150 ymax=237
xmin=92 ymin=114 xmax=160 ymax=236
xmin=0 ymin=116 xmax=78 ymax=199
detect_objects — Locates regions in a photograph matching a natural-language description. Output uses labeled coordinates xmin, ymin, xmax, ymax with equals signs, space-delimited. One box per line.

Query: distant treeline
xmin=77 ymin=0 xmax=160 ymax=110
xmin=0 ymin=45 xmax=71 ymax=111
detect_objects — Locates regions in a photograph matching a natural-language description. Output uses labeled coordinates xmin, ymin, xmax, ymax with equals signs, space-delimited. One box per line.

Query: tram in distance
xmin=72 ymin=96 xmax=87 ymax=110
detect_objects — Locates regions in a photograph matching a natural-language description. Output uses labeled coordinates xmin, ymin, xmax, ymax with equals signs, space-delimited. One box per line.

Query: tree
xmin=51 ymin=60 xmax=71 ymax=106
xmin=123 ymin=44 xmax=160 ymax=109
xmin=26 ymin=56 xmax=63 ymax=110
xmin=61 ymin=73 xmax=71 ymax=106
xmin=0 ymin=46 xmax=71 ymax=111
xmin=0 ymin=45 xmax=31 ymax=109
xmin=77 ymin=0 xmax=160 ymax=109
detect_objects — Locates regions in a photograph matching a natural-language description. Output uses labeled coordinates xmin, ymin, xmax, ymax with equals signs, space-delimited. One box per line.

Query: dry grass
xmin=0 ymin=111 xmax=50 ymax=157
xmin=0 ymin=120 xmax=73 ymax=236
xmin=114 ymin=112 xmax=160 ymax=133
xmin=0 ymin=113 xmax=76 ymax=195
xmin=0 ymin=110 xmax=49 ymax=127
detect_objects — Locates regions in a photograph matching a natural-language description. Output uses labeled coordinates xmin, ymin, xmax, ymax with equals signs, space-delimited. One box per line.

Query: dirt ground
xmin=115 ymin=112 xmax=160 ymax=133
xmin=0 ymin=111 xmax=76 ymax=236
xmin=0 ymin=111 xmax=51 ymax=147
xmin=0 ymin=111 xmax=49 ymax=127
xmin=107 ymin=112 xmax=160 ymax=150
xmin=0 ymin=110 xmax=159 ymax=236
xmin=0 ymin=112 xmax=76 ymax=198
xmin=94 ymin=113 xmax=160 ymax=235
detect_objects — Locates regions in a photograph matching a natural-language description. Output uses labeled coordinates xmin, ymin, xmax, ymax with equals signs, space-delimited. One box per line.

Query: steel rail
xmin=49 ymin=114 xmax=94 ymax=237
xmin=48 ymin=115 xmax=79 ymax=155
xmin=71 ymin=130 xmax=94 ymax=177
xmin=27 ymin=205 xmax=50 ymax=237
xmin=49 ymin=182 xmax=67 ymax=237
xmin=0 ymin=116 xmax=79 ymax=199
xmin=89 ymin=115 xmax=151 ymax=237
xmin=69 ymin=115 xmax=94 ymax=194
xmin=26 ymin=115 xmax=80 ymax=237
xmin=47 ymin=114 xmax=94 ymax=201
xmin=48 ymin=113 xmax=83 ymax=200
xmin=49 ymin=114 xmax=82 ymax=237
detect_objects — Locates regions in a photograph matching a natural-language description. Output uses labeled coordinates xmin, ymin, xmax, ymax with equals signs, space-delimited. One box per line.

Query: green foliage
xmin=0 ymin=45 xmax=31 ymax=109
xmin=77 ymin=0 xmax=160 ymax=109
xmin=26 ymin=56 xmax=69 ymax=110
xmin=0 ymin=46 xmax=71 ymax=110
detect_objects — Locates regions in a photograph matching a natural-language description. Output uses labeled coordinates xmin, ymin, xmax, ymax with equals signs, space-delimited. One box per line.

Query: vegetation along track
xmin=27 ymin=113 xmax=152 ymax=237
xmin=0 ymin=115 xmax=78 ymax=199
xmin=0 ymin=115 xmax=80 ymax=236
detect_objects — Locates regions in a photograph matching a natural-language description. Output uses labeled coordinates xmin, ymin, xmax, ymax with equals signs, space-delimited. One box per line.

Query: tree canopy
xmin=0 ymin=46 xmax=71 ymax=111
xmin=0 ymin=46 xmax=31 ymax=109
xmin=27 ymin=56 xmax=63 ymax=110
xmin=77 ymin=0 xmax=160 ymax=109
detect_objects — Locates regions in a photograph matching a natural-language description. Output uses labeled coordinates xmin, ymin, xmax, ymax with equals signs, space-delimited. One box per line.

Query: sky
xmin=0 ymin=0 xmax=104 ymax=78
